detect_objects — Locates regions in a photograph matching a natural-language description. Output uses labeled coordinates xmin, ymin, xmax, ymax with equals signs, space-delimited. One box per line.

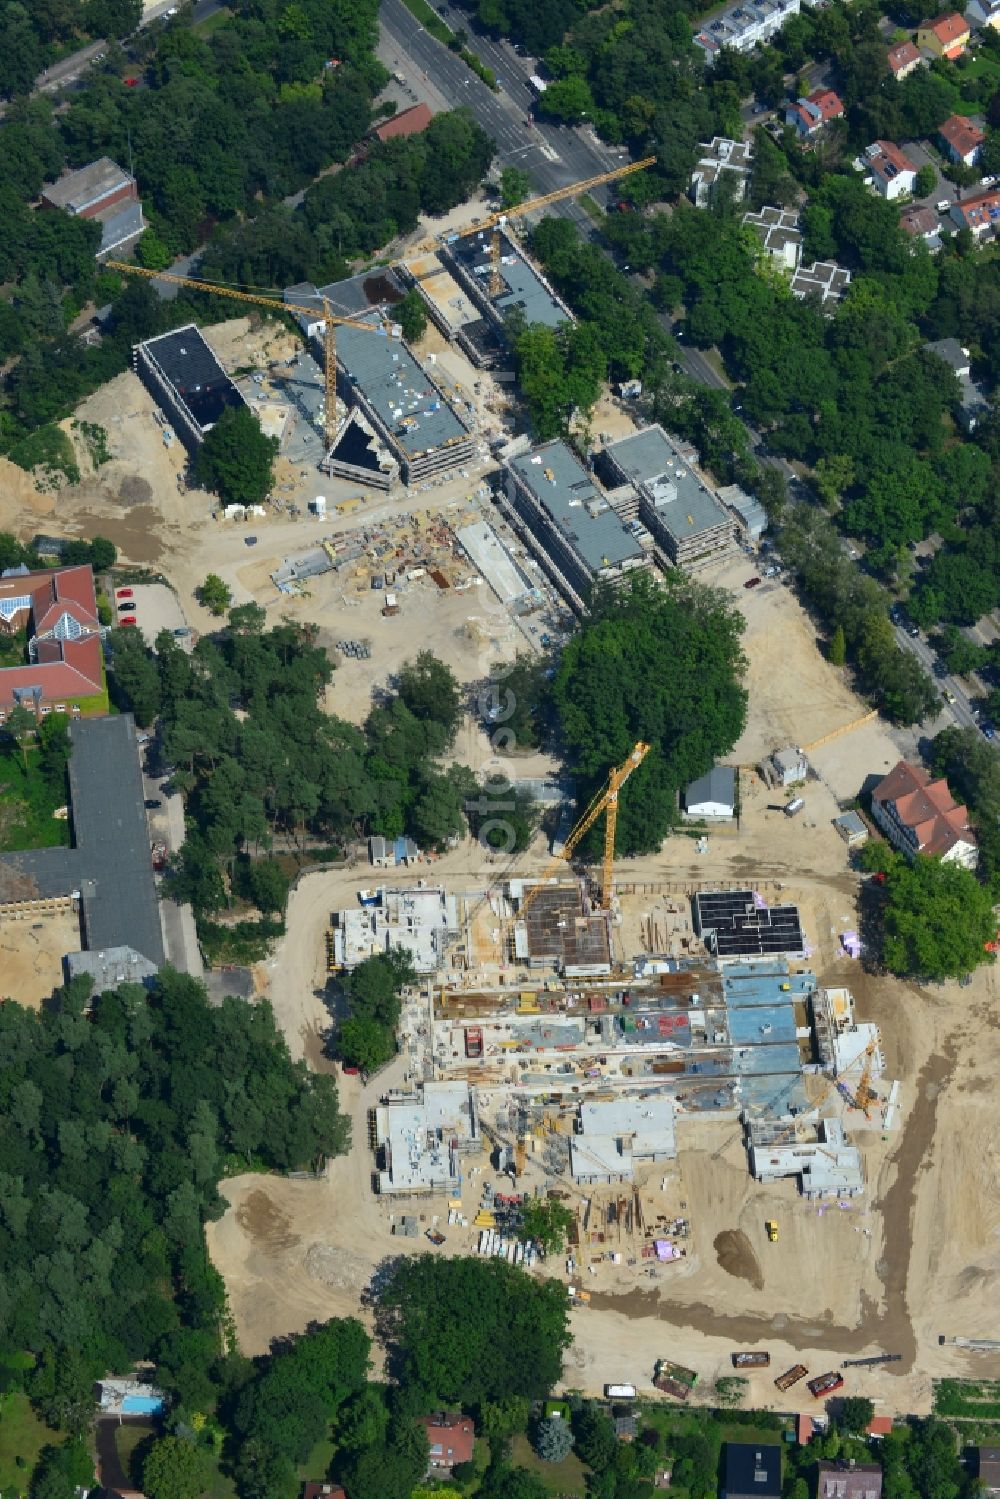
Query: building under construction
xmin=440 ymin=227 xmax=574 ymax=366
xmin=283 ymin=272 xmax=478 ymax=489
xmin=133 ymin=325 xmax=247 ymax=449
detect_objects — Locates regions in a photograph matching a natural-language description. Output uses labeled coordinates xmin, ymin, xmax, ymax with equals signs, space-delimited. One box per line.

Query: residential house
xmin=40 ymin=157 xmax=145 ymax=259
xmin=867 ymin=1417 xmax=894 ymax=1438
xmin=925 ymin=337 xmax=991 ymax=431
xmin=797 ymin=1415 xmax=813 ymax=1445
xmin=899 ymin=203 xmax=944 ymax=250
xmin=421 ymin=1413 xmax=475 ymax=1472
xmin=871 ymin=759 xmax=978 ymax=868
xmin=373 ymin=103 xmax=433 ymax=142
xmin=790 ymin=259 xmax=852 ymax=305
xmin=693 ymin=0 xmax=801 ymax=61
xmin=917 ymin=10 xmax=969 ymax=55
xmin=785 ymin=87 xmax=844 ymax=135
xmin=887 ymin=38 xmax=922 ymax=77
xmin=723 ymin=1444 xmax=782 ymax=1499
xmin=615 ymin=1416 xmax=639 ymax=1442
xmin=967 ymin=0 xmax=1000 ymax=28
xmin=939 ymin=113 xmax=984 ymax=165
xmin=690 ymin=137 xmax=753 ymax=207
xmin=743 ymin=205 xmax=803 ymax=270
xmin=684 ymin=766 xmax=737 ymax=819
xmin=818 ymin=1461 xmax=883 ymax=1499
xmin=949 ymin=186 xmax=1000 ymax=235
xmin=0 ymin=565 xmax=105 ymax=722
xmin=861 ymin=141 xmax=918 ymax=200
xmin=974 ymin=1448 xmax=1000 ymax=1495
xmin=303 ymin=1486 xmax=346 ymax=1499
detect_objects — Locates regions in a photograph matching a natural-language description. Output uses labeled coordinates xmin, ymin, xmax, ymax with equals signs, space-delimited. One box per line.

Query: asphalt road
xmin=31 ymin=0 xmax=223 ymax=96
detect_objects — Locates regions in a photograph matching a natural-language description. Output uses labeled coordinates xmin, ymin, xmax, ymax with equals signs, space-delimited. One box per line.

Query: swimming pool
xmin=121 ymin=1395 xmax=164 ymax=1415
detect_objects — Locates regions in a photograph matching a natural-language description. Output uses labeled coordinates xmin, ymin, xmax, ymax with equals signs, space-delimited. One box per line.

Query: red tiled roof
xmin=868 ymin=1416 xmax=894 ymax=1436
xmin=888 ymin=39 xmax=920 ymax=71
xmin=809 ymin=88 xmax=844 ymax=121
xmin=873 ymin=760 xmax=975 ymax=858
xmin=374 ymin=103 xmax=433 ymax=142
xmin=302 ymin=1486 xmax=346 ymax=1499
xmin=900 ymin=204 xmax=939 ymax=234
xmin=797 ymin=1414 xmax=814 ymax=1444
xmin=939 ymin=114 xmax=984 ymax=159
xmin=865 ymin=140 xmax=917 ymax=184
xmin=952 ymin=188 xmax=1000 ymax=229
xmin=923 ymin=10 xmax=967 ymax=42
xmin=0 ymin=636 xmax=103 ymax=708
xmin=421 ymin=1412 xmax=475 ymax=1467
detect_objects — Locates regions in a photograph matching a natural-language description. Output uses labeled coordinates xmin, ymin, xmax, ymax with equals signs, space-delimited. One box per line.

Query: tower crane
xmin=519 ymin=740 xmax=651 ymax=920
xmin=108 ymin=156 xmax=657 ymax=451
xmin=105 ymin=262 xmax=382 ymax=450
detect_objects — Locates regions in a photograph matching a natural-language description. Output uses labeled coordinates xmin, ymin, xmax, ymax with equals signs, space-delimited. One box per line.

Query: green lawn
xmin=114 ymin=1421 xmax=157 ymax=1487
xmin=0 ymin=1393 xmax=64 ymax=1492
xmin=0 ymin=747 xmax=71 ymax=852
xmin=193 ymin=7 xmax=230 ymax=33
xmin=509 ymin=1433 xmax=590 ymax=1496
xmin=398 ymin=0 xmax=453 ymax=43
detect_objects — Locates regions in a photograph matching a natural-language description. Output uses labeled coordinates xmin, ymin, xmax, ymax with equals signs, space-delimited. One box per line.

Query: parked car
xmin=118 ymin=601 xmax=136 ymax=612
xmin=116 ymin=587 xmax=133 ymax=598
xmin=144 ymin=798 xmax=162 ymax=810
xmin=982 ymin=723 xmax=996 ymax=741
xmin=172 ymin=627 xmax=190 ymax=637
xmin=245 ymin=535 xmax=258 ymax=547
xmin=907 ymin=623 xmax=920 ymax=638
xmin=744 ymin=576 xmax=762 ymax=589
xmin=119 ymin=617 xmax=137 ymax=628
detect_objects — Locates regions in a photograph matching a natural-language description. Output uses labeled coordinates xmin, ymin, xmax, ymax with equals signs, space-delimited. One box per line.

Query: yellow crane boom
xmin=107 ymin=154 xmax=658 ymax=450
xmin=520 ymin=741 xmax=650 ymax=919
xmin=104 ymin=261 xmax=386 ymax=449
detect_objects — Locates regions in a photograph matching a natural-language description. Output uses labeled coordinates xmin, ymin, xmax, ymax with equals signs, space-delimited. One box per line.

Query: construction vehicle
xmin=766 ymin=1219 xmax=779 ymax=1242
xmin=464 ymin=1026 xmax=483 ymax=1059
xmin=652 ymin=1360 xmax=698 ymax=1401
xmin=518 ymin=741 xmax=651 ymax=921
xmin=854 ymin=1039 xmax=878 ymax=1118
xmin=774 ymin=1364 xmax=808 ymax=1392
xmin=732 ymin=1351 xmax=771 ymax=1368
xmin=807 ymin=1371 xmax=844 ymax=1398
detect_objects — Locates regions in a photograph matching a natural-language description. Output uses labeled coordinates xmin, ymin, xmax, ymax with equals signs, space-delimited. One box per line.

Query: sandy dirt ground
xmin=205 ymin=546 xmax=1000 ymax=1408
xmin=0 ymin=906 xmax=82 ymax=1007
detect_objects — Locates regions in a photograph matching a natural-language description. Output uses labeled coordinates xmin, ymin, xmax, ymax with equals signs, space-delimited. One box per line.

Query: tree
xmin=914 ymin=165 xmax=937 ymax=200
xmin=533 ymin=1414 xmax=574 ymax=1462
xmin=537 ymin=75 xmax=594 ymax=122
xmin=395 ymin=289 xmax=427 ymax=343
xmin=840 ymin=1396 xmax=875 ymax=1434
xmin=397 ymin=651 xmax=462 ymax=739
xmin=876 ymin=853 xmax=996 ymax=980
xmin=142 ymin=1438 xmax=212 ymax=1499
xmin=520 ymin=1196 xmax=575 ymax=1255
xmin=194 ymin=406 xmax=278 ymax=508
xmin=828 ymin=624 xmax=846 ymax=666
xmin=573 ymin=1405 xmax=617 ymax=1472
xmin=500 ymin=166 xmax=532 ymax=209
xmin=241 ymin=857 xmax=289 ymax=915
xmin=336 ymin=1014 xmax=395 ymax=1072
xmin=377 ymin=1257 xmax=571 ymax=1407
xmin=552 ymin=572 xmax=747 ymax=853
xmin=197 ymin=574 xmax=233 ymax=617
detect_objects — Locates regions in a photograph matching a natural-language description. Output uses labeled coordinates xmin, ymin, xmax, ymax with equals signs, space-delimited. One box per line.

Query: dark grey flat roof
xmin=0 ymin=716 xmax=164 ymax=970
xmin=286 ymin=269 xmax=407 ymax=321
xmin=68 ymin=716 xmax=164 ymax=966
xmin=451 ymin=230 xmax=569 ymax=329
xmin=693 ymin=889 xmax=804 ymax=959
xmin=510 ymin=441 xmax=644 ymax=572
xmin=139 ymin=325 xmax=244 ymax=431
xmin=605 ymin=426 xmax=732 ymax=540
xmin=337 ymin=320 xmax=471 ymax=458
xmin=685 ymin=765 xmax=736 ymax=809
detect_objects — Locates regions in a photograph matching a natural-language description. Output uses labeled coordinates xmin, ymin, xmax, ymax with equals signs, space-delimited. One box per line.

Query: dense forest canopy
xmin=551 ymin=572 xmax=748 ymax=853
xmin=0 ymin=970 xmax=347 ymax=1413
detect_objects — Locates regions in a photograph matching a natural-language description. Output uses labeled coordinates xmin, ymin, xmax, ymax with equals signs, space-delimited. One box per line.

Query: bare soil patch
xmin=714 ymin=1229 xmax=763 ymax=1290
